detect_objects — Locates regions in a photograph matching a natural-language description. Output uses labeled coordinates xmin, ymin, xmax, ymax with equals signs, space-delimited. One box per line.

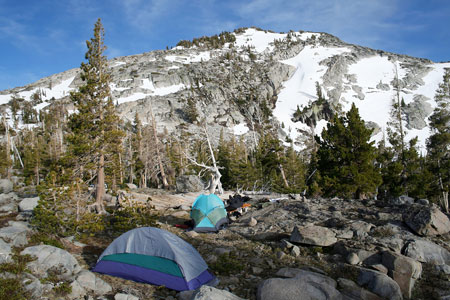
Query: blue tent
xmin=92 ymin=227 xmax=214 ymax=291
xmin=190 ymin=194 xmax=228 ymax=233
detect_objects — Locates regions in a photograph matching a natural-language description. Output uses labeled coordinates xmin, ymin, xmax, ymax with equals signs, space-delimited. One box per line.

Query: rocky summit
xmin=1 ymin=27 xmax=449 ymax=150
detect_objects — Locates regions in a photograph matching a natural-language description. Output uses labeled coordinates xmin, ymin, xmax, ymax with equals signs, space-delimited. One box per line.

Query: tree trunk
xmin=149 ymin=102 xmax=169 ymax=189
xmin=95 ymin=152 xmax=106 ymax=214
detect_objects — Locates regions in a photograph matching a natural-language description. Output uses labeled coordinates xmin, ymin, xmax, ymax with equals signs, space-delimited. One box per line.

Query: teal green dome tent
xmin=190 ymin=194 xmax=228 ymax=232
xmin=92 ymin=227 xmax=215 ymax=291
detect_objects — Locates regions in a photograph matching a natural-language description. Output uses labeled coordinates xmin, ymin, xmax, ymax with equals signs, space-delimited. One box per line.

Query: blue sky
xmin=1 ymin=0 xmax=449 ymax=91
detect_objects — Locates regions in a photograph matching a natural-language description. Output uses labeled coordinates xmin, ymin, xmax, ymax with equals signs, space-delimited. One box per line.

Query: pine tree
xmin=67 ymin=18 xmax=124 ymax=214
xmin=316 ymin=103 xmax=381 ymax=199
xmin=427 ymin=68 xmax=450 ymax=212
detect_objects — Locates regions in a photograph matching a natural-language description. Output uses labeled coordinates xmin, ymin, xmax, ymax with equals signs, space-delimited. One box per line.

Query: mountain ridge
xmin=0 ymin=27 xmax=448 ymax=151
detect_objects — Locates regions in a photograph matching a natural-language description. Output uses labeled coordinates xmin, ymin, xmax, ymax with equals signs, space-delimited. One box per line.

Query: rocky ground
xmin=0 ymin=178 xmax=449 ymax=300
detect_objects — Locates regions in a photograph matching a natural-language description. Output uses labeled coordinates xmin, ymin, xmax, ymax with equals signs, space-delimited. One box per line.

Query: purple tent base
xmin=92 ymin=260 xmax=215 ymax=291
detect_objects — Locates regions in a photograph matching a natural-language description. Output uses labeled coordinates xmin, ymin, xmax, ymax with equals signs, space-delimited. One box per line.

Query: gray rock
xmin=347 ymin=252 xmax=360 ymax=265
xmin=403 ymin=239 xmax=450 ymax=265
xmin=126 ymin=183 xmax=138 ymax=189
xmin=114 ymin=293 xmax=140 ymax=300
xmin=248 ymin=217 xmax=258 ymax=227
xmin=337 ymin=278 xmax=383 ymax=300
xmin=18 ymin=196 xmax=39 ymax=212
xmin=21 ymin=245 xmax=82 ymax=280
xmin=357 ymin=268 xmax=403 ymax=300
xmin=176 ymin=175 xmax=205 ymax=193
xmin=178 ymin=290 xmax=195 ymax=300
xmin=258 ymin=269 xmax=343 ymax=300
xmin=0 ymin=179 xmax=13 ymax=194
xmin=69 ymin=279 xmax=87 ymax=300
xmin=403 ymin=205 xmax=450 ymax=236
xmin=0 ymin=224 xmax=30 ymax=247
xmin=416 ymin=199 xmax=429 ymax=205
xmin=281 ymin=239 xmax=294 ymax=249
xmin=275 ymin=268 xmax=337 ymax=286
xmin=291 ymin=246 xmax=301 ymax=257
xmin=73 ymin=270 xmax=112 ymax=296
xmin=376 ymin=81 xmax=390 ymax=91
xmin=290 ymin=225 xmax=337 ymax=246
xmin=192 ymin=285 xmax=244 ymax=300
xmin=392 ymin=195 xmax=414 ymax=206
xmin=0 ymin=192 xmax=18 ymax=205
xmin=0 ymin=201 xmax=17 ymax=213
xmin=381 ymin=251 xmax=422 ymax=298
xmin=404 ymin=96 xmax=433 ymax=130
xmin=435 ymin=264 xmax=450 ymax=275
xmin=0 ymin=238 xmax=12 ymax=263
xmin=350 ymin=221 xmax=375 ymax=238
xmin=23 ymin=273 xmax=52 ymax=299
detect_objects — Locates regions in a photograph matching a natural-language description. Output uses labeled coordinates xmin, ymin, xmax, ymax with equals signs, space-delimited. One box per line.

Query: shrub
xmin=210 ymin=252 xmax=243 ymax=275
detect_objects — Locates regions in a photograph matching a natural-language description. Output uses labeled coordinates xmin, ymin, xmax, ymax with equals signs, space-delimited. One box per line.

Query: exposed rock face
xmin=290 ymin=225 xmax=337 ymax=246
xmin=403 ymin=205 xmax=450 ymax=236
xmin=0 ymin=28 xmax=445 ymax=151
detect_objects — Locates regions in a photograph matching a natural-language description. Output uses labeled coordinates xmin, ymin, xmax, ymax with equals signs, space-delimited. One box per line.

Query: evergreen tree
xmin=316 ymin=103 xmax=381 ymax=199
xmin=427 ymin=68 xmax=450 ymax=212
xmin=67 ymin=18 xmax=124 ymax=214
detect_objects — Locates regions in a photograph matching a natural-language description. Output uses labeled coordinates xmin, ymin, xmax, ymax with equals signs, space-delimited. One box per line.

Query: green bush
xmin=0 ymin=278 xmax=29 ymax=300
xmin=29 ymin=232 xmax=64 ymax=249
xmin=210 ymin=252 xmax=243 ymax=275
xmin=108 ymin=206 xmax=159 ymax=237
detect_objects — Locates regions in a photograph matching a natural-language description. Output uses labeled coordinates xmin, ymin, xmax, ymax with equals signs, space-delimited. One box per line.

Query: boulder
xmin=392 ymin=195 xmax=414 ymax=206
xmin=0 ymin=223 xmax=30 ymax=247
xmin=18 ymin=196 xmax=40 ymax=212
xmin=381 ymin=251 xmax=422 ymax=298
xmin=0 ymin=192 xmax=18 ymax=215
xmin=0 ymin=179 xmax=13 ymax=194
xmin=290 ymin=225 xmax=337 ymax=246
xmin=192 ymin=285 xmax=244 ymax=300
xmin=23 ymin=273 xmax=52 ymax=299
xmin=72 ymin=270 xmax=112 ymax=296
xmin=350 ymin=221 xmax=375 ymax=238
xmin=176 ymin=175 xmax=204 ymax=193
xmin=257 ymin=269 xmax=342 ymax=300
xmin=337 ymin=278 xmax=382 ymax=300
xmin=126 ymin=183 xmax=138 ymax=190
xmin=403 ymin=205 xmax=450 ymax=236
xmin=21 ymin=245 xmax=82 ymax=280
xmin=114 ymin=293 xmax=139 ymax=300
xmin=357 ymin=268 xmax=403 ymax=300
xmin=403 ymin=239 xmax=450 ymax=265
xmin=0 ymin=238 xmax=12 ymax=263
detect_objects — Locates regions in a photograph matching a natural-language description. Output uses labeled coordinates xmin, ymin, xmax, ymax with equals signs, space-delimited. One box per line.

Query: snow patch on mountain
xmin=274 ymin=45 xmax=351 ymax=148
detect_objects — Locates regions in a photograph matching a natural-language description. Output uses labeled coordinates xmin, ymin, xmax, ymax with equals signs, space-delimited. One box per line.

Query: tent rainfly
xmin=92 ymin=227 xmax=215 ymax=291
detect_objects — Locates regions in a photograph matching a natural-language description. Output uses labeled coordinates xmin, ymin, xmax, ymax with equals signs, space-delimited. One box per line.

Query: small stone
xmin=248 ymin=217 xmax=257 ymax=227
xmin=291 ymin=246 xmax=301 ymax=257
xmin=347 ymin=252 xmax=360 ymax=265
xmin=185 ymin=230 xmax=199 ymax=238
xmin=276 ymin=251 xmax=286 ymax=260
xmin=280 ymin=239 xmax=294 ymax=249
